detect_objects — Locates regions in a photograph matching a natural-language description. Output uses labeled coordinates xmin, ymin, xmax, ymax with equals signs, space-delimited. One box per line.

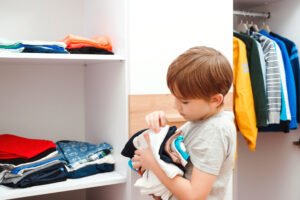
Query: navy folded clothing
xmin=22 ymin=45 xmax=69 ymax=54
xmin=2 ymin=162 xmax=67 ymax=188
xmin=67 ymin=163 xmax=114 ymax=179
xmin=67 ymin=47 xmax=113 ymax=55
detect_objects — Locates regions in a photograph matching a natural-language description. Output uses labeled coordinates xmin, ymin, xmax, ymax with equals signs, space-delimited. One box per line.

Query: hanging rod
xmin=234 ymin=10 xmax=270 ymax=19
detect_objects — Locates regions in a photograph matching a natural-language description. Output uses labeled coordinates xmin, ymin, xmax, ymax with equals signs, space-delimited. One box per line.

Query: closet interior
xmin=234 ymin=0 xmax=300 ymax=200
xmin=0 ymin=0 xmax=129 ymax=200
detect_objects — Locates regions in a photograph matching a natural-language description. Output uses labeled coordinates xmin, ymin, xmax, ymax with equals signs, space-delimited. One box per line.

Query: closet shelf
xmin=0 ymin=53 xmax=125 ymax=65
xmin=0 ymin=171 xmax=127 ymax=199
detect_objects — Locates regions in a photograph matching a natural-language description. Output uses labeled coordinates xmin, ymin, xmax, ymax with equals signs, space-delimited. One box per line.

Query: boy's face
xmin=172 ymin=96 xmax=219 ymax=122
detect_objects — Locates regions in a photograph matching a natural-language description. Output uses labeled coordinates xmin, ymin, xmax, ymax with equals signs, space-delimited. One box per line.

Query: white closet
xmin=234 ymin=0 xmax=300 ymax=200
xmin=0 ymin=0 xmax=129 ymax=199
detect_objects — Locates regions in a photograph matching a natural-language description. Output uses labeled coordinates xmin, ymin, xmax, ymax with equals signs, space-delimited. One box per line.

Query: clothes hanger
xmin=236 ymin=19 xmax=248 ymax=33
xmin=248 ymin=21 xmax=253 ymax=29
xmin=260 ymin=22 xmax=271 ymax=33
xmin=249 ymin=20 xmax=260 ymax=32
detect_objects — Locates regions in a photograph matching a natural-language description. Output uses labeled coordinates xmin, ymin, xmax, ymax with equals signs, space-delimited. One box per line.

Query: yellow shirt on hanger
xmin=233 ymin=36 xmax=258 ymax=151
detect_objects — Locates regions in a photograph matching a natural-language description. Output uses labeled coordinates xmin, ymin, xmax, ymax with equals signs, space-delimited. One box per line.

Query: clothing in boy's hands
xmin=121 ymin=126 xmax=189 ymax=200
xmin=164 ymin=130 xmax=189 ymax=167
xmin=133 ymin=126 xmax=184 ymax=200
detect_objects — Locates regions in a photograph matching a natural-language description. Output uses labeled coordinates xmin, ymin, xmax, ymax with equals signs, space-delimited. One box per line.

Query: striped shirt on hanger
xmin=249 ymin=31 xmax=281 ymax=124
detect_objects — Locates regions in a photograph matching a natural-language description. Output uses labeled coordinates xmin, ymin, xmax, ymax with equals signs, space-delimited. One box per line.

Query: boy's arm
xmin=133 ymin=133 xmax=216 ymax=200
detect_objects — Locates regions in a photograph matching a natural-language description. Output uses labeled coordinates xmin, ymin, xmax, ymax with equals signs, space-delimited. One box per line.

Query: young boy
xmin=132 ymin=46 xmax=236 ymax=200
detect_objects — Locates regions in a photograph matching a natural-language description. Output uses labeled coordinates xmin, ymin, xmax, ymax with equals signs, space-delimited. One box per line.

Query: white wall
xmin=0 ymin=0 xmax=84 ymax=41
xmin=128 ymin=0 xmax=233 ymax=95
xmin=234 ymin=0 xmax=300 ymax=199
xmin=127 ymin=1 xmax=234 ymax=199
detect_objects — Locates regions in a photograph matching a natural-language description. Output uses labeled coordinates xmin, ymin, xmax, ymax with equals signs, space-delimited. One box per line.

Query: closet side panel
xmin=84 ymin=62 xmax=129 ymax=199
xmin=84 ymin=62 xmax=128 ymax=174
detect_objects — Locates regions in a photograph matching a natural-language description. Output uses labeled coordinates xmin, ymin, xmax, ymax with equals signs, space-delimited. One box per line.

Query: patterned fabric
xmin=249 ymin=31 xmax=282 ymax=124
xmin=260 ymin=30 xmax=298 ymax=129
xmin=56 ymin=140 xmax=113 ymax=170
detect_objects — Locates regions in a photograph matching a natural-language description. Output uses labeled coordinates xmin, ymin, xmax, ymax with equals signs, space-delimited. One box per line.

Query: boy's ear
xmin=210 ymin=93 xmax=223 ymax=107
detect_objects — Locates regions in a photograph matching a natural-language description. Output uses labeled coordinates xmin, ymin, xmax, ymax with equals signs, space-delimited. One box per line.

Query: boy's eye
xmin=181 ymin=101 xmax=189 ymax=104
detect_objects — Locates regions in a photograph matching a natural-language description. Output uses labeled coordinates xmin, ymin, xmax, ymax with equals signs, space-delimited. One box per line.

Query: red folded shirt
xmin=0 ymin=134 xmax=56 ymax=159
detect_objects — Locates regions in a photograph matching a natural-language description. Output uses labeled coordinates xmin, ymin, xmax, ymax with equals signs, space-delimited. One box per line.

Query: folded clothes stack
xmin=59 ymin=34 xmax=114 ymax=55
xmin=55 ymin=140 xmax=115 ymax=179
xmin=0 ymin=39 xmax=68 ymax=54
xmin=0 ymin=134 xmax=115 ymax=189
xmin=0 ymin=134 xmax=68 ymax=188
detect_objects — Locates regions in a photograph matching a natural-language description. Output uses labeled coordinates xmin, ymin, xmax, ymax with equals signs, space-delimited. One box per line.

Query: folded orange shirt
xmin=59 ymin=34 xmax=112 ymax=52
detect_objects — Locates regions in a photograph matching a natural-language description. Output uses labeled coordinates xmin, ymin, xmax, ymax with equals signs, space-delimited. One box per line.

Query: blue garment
xmin=56 ymin=140 xmax=113 ymax=170
xmin=3 ymin=163 xmax=67 ymax=188
xmin=260 ymin=30 xmax=298 ymax=129
xmin=22 ymin=45 xmax=69 ymax=54
xmin=67 ymin=163 xmax=114 ymax=179
xmin=274 ymin=44 xmax=289 ymax=125
xmin=270 ymin=32 xmax=300 ymax=123
xmin=10 ymin=155 xmax=62 ymax=174
xmin=42 ymin=45 xmax=66 ymax=51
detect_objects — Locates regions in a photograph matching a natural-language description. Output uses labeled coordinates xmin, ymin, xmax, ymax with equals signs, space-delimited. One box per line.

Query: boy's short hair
xmin=167 ymin=46 xmax=233 ymax=103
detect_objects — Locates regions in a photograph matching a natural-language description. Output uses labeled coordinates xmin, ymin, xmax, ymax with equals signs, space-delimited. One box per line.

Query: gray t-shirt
xmin=171 ymin=111 xmax=236 ymax=200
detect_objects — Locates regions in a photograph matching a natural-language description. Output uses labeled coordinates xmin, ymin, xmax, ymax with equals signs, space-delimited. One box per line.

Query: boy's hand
xmin=132 ymin=133 xmax=157 ymax=172
xmin=145 ymin=111 xmax=167 ymax=133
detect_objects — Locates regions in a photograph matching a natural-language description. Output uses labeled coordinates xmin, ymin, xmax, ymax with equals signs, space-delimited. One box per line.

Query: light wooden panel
xmin=129 ymin=92 xmax=233 ymax=136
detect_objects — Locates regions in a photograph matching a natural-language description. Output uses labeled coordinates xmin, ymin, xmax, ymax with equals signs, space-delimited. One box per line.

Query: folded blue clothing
xmin=56 ymin=140 xmax=113 ymax=170
xmin=42 ymin=45 xmax=65 ymax=50
xmin=67 ymin=163 xmax=114 ymax=179
xmin=22 ymin=45 xmax=69 ymax=54
xmin=10 ymin=155 xmax=62 ymax=174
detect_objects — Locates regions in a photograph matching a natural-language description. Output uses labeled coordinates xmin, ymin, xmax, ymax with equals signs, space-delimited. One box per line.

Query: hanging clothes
xmin=252 ymin=33 xmax=291 ymax=133
xmin=233 ymin=32 xmax=268 ymax=127
xmin=260 ymin=30 xmax=298 ymax=129
xmin=233 ymin=36 xmax=258 ymax=151
xmin=248 ymin=31 xmax=282 ymax=124
xmin=270 ymin=32 xmax=300 ymax=123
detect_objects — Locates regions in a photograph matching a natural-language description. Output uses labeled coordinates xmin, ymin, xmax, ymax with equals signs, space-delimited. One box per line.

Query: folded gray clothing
xmin=1 ymin=160 xmax=61 ymax=184
xmin=0 ymin=153 xmax=61 ymax=182
xmin=0 ymin=151 xmax=58 ymax=170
